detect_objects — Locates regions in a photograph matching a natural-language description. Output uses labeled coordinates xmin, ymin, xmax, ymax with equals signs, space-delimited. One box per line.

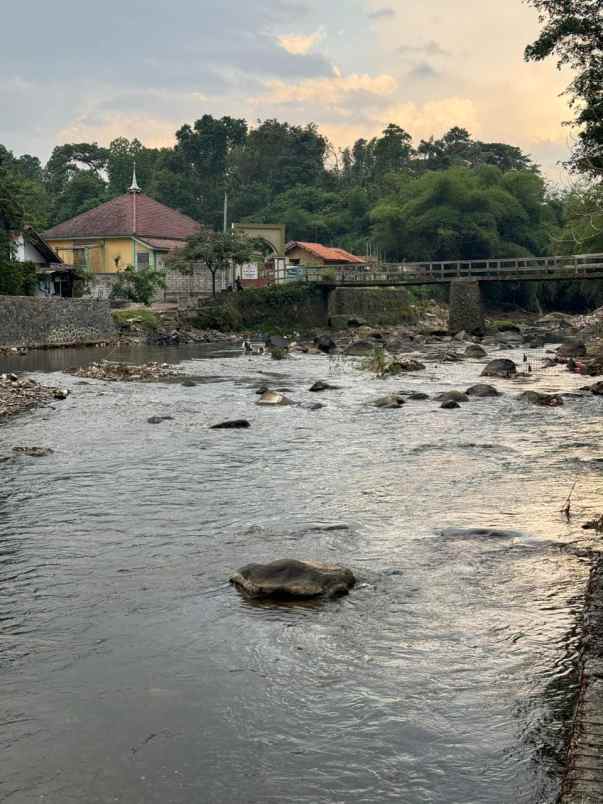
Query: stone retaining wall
xmin=327 ymin=287 xmax=417 ymax=327
xmin=0 ymin=295 xmax=117 ymax=348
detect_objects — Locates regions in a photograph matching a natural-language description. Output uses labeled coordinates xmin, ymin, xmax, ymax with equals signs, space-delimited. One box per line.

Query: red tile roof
xmin=140 ymin=237 xmax=188 ymax=252
xmin=44 ymin=193 xmax=201 ymax=241
xmin=286 ymin=241 xmax=365 ymax=264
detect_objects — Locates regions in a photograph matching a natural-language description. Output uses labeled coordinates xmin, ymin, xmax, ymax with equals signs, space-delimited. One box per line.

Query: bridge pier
xmin=448 ymin=280 xmax=485 ymax=336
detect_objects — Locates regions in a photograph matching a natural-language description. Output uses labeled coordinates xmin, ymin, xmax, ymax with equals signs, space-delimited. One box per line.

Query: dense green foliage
xmin=525 ymin=0 xmax=603 ymax=177
xmin=1 ymin=108 xmax=602 ymax=309
xmin=110 ymin=265 xmax=167 ymax=306
xmin=167 ymin=229 xmax=261 ymax=296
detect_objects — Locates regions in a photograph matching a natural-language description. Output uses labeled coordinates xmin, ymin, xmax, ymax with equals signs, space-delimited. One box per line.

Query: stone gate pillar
xmin=448 ymin=280 xmax=485 ymax=335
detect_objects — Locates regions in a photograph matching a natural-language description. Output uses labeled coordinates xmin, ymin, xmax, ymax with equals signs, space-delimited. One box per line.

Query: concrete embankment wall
xmin=0 ymin=295 xmax=117 ymax=348
xmin=192 ymin=284 xmax=418 ymax=332
xmin=327 ymin=287 xmax=417 ymax=327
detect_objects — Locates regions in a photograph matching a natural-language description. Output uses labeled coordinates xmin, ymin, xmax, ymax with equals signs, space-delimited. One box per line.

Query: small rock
xmin=406 ymin=392 xmax=429 ymax=401
xmin=441 ymin=400 xmax=461 ymax=409
xmin=256 ymin=391 xmax=291 ymax=406
xmin=309 ymin=381 xmax=339 ymax=392
xmin=211 ymin=419 xmax=251 ymax=429
xmin=518 ymin=390 xmax=564 ymax=407
xmin=371 ymin=394 xmax=405 ymax=409
xmin=435 ymin=390 xmax=469 ymax=403
xmin=344 ymin=340 xmax=380 ymax=357
xmin=181 ymin=379 xmax=197 ymax=387
xmin=147 ymin=415 xmax=174 ymax=424
xmin=465 ymin=344 xmax=487 ymax=358
xmin=315 ymin=335 xmax=336 ymax=354
xmin=52 ymin=388 xmax=70 ymax=400
xmin=13 ymin=446 xmax=54 ymax=457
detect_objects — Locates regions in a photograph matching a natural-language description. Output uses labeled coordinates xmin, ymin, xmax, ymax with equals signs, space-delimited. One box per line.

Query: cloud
xmin=409 ymin=63 xmax=440 ymax=80
xmin=258 ymin=71 xmax=397 ymax=105
xmin=398 ymin=40 xmax=450 ymax=58
xmin=277 ymin=31 xmax=323 ymax=55
xmin=368 ymin=7 xmax=395 ymax=19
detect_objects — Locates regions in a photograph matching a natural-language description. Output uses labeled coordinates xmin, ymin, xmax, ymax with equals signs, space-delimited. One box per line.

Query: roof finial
xmin=129 ymin=161 xmax=141 ymax=194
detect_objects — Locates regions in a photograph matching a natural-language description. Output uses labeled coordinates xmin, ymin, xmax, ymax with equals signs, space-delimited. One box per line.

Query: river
xmin=1 ymin=342 xmax=602 ymax=803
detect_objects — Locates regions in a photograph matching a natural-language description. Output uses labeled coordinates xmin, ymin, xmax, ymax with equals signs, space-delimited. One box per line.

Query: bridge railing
xmin=277 ymin=253 xmax=603 ymax=285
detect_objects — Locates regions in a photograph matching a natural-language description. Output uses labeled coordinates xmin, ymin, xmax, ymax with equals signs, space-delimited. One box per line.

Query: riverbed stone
xmin=465 ymin=344 xmax=487 ymax=358
xmin=147 ymin=415 xmax=174 ymax=424
xmin=344 ymin=339 xmax=381 ymax=356
xmin=466 ymin=383 xmax=501 ymax=398
xmin=315 ymin=335 xmax=336 ymax=354
xmin=435 ymin=390 xmax=469 ymax=403
xmin=557 ymin=339 xmax=587 ymax=358
xmin=309 ymin=381 xmax=339 ymax=392
xmin=371 ymin=394 xmax=406 ymax=409
xmin=211 ymin=419 xmax=251 ymax=429
xmin=518 ymin=390 xmax=564 ymax=407
xmin=481 ymin=358 xmax=517 ymax=378
xmin=256 ymin=391 xmax=291 ymax=406
xmin=230 ymin=559 xmax=356 ymax=599
xmin=441 ymin=400 xmax=461 ymax=409
xmin=13 ymin=446 xmax=54 ymax=457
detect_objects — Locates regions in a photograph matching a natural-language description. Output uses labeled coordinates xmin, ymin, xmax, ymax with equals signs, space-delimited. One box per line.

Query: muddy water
xmin=1 ymin=344 xmax=603 ymax=803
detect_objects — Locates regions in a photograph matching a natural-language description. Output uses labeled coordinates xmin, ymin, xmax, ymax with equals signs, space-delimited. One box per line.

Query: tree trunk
xmin=211 ymin=269 xmax=216 ymax=297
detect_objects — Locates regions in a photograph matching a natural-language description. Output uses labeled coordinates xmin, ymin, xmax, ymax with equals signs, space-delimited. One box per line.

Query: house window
xmin=288 ymin=258 xmax=301 ymax=265
xmin=72 ymin=247 xmax=87 ymax=268
xmin=137 ymin=252 xmax=150 ymax=269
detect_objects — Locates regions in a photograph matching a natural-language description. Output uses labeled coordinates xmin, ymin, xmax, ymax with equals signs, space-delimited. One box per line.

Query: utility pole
xmin=223 ymin=191 xmax=228 ymax=233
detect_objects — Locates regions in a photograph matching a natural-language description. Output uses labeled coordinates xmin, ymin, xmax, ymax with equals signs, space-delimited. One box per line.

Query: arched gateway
xmin=232 ymin=223 xmax=286 ymax=258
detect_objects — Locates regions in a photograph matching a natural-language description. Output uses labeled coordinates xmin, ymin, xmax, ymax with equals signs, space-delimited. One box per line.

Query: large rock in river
xmin=556 ymin=340 xmax=587 ymax=358
xmin=465 ymin=344 xmax=487 ymax=358
xmin=435 ymin=390 xmax=469 ymax=403
xmin=481 ymin=358 xmax=517 ymax=378
xmin=345 ymin=339 xmax=380 ymax=356
xmin=230 ymin=559 xmax=356 ymax=599
xmin=466 ymin=383 xmax=501 ymax=398
xmin=371 ymin=394 xmax=405 ymax=409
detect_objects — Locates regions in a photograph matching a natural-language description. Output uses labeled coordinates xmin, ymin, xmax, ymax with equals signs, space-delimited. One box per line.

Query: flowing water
xmin=1 ymin=343 xmax=603 ymax=804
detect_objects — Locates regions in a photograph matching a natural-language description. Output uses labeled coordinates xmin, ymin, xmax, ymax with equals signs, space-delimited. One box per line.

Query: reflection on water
xmin=0 ymin=343 xmax=602 ymax=803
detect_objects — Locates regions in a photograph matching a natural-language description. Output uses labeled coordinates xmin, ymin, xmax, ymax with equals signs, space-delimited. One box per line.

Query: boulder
xmin=371 ymin=394 xmax=405 ymax=409
xmin=256 ymin=391 xmax=291 ymax=406
xmin=465 ymin=344 xmax=487 ymax=358
xmin=496 ymin=322 xmax=522 ymax=333
xmin=315 ymin=335 xmax=336 ymax=354
xmin=385 ymin=359 xmax=426 ymax=374
xmin=518 ymin=390 xmax=564 ymax=407
xmin=344 ymin=339 xmax=380 ymax=356
xmin=230 ymin=559 xmax=355 ymax=599
xmin=52 ymin=388 xmax=70 ymax=400
xmin=441 ymin=400 xmax=461 ymax=410
xmin=557 ymin=340 xmax=587 ymax=358
xmin=147 ymin=415 xmax=174 ymax=424
xmin=466 ymin=384 xmax=501 ymax=398
xmin=211 ymin=419 xmax=251 ymax=429
xmin=481 ymin=358 xmax=517 ymax=378
xmin=181 ymin=379 xmax=197 ymax=387
xmin=435 ymin=390 xmax=469 ymax=403
xmin=588 ymin=382 xmax=603 ymax=396
xmin=309 ymin=381 xmax=339 ymax=392
xmin=406 ymin=392 xmax=429 ymax=400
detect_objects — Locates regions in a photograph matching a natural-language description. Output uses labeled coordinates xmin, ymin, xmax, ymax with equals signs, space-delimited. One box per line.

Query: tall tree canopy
xmin=525 ymin=0 xmax=603 ymax=176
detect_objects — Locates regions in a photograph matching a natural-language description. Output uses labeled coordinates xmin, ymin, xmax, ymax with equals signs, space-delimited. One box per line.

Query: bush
xmin=110 ymin=265 xmax=166 ymax=306
xmin=112 ymin=308 xmax=160 ymax=331
xmin=193 ymin=302 xmax=242 ymax=332
xmin=0 ymin=260 xmax=38 ymax=296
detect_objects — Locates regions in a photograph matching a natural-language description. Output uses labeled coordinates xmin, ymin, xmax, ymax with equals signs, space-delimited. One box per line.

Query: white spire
xmin=129 ymin=161 xmax=141 ymax=193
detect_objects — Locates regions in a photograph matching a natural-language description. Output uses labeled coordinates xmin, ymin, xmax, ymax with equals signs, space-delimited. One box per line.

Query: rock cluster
xmin=0 ymin=374 xmax=61 ymax=419
xmin=66 ymin=361 xmax=180 ymax=383
xmin=230 ymin=559 xmax=356 ymax=600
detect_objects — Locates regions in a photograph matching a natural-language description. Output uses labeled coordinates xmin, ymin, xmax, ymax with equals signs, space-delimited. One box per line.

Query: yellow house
xmin=44 ymin=178 xmax=201 ymax=276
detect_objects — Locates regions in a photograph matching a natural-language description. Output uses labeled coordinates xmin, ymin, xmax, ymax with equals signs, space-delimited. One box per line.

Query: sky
xmin=1 ymin=0 xmax=574 ymax=181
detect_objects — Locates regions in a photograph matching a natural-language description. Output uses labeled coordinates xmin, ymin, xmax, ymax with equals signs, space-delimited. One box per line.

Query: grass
xmin=112 ymin=308 xmax=160 ymax=331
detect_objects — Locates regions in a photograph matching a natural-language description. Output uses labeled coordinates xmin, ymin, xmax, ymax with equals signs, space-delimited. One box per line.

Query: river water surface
xmin=2 ymin=343 xmax=603 ymax=803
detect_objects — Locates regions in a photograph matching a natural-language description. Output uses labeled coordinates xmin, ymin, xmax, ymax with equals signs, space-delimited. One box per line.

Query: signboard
xmin=241 ymin=263 xmax=258 ymax=280
xmin=286 ymin=266 xmax=304 ymax=281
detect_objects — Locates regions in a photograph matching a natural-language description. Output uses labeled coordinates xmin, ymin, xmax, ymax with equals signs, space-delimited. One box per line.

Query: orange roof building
xmin=285 ymin=241 xmax=366 ymax=267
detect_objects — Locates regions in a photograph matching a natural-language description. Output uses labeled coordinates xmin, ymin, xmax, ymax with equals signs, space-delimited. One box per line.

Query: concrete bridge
xmin=286 ymin=253 xmax=603 ymax=333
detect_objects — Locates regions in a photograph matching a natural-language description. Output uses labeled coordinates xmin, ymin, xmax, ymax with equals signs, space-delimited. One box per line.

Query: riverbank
xmin=561 ymin=554 xmax=603 ymax=804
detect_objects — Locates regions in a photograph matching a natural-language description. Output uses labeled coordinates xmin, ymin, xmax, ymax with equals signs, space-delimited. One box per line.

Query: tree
xmin=167 ymin=229 xmax=260 ymax=297
xmin=110 ymin=264 xmax=167 ymax=306
xmin=525 ymin=0 xmax=603 ymax=176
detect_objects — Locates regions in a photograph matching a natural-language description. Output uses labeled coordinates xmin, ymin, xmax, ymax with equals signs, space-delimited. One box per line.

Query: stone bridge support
xmin=448 ymin=280 xmax=485 ymax=335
